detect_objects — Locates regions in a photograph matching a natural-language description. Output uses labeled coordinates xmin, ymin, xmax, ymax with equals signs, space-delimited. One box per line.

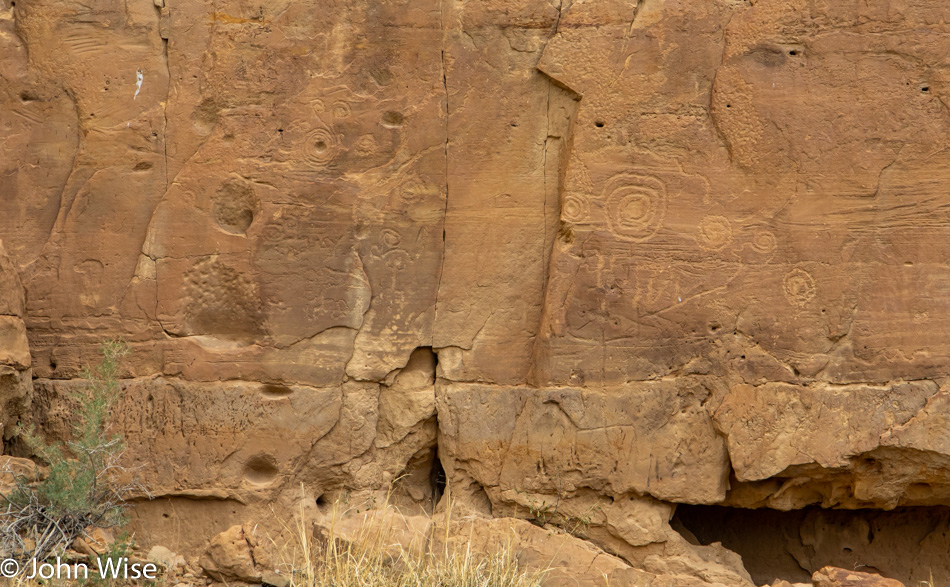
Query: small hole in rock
xmin=261 ymin=383 xmax=293 ymax=398
xmin=316 ymin=495 xmax=327 ymax=508
xmin=314 ymin=140 xmax=327 ymax=153
xmin=789 ymin=50 xmax=799 ymax=56
xmin=243 ymin=455 xmax=279 ymax=484
xmin=922 ymin=86 xmax=930 ymax=92
xmin=277 ymin=128 xmax=283 ymax=133
xmin=382 ymin=110 xmax=405 ymax=127
xmin=726 ymin=104 xmax=732 ymax=108
xmin=133 ymin=161 xmax=153 ymax=171
xmin=595 ymin=121 xmax=605 ymax=128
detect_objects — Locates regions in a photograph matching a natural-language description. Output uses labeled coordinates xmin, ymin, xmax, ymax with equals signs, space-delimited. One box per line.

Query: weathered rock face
xmin=0 ymin=242 xmax=31 ymax=451
xmin=6 ymin=0 xmax=950 ymax=583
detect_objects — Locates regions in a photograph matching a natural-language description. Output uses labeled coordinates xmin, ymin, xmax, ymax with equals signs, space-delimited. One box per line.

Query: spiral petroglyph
xmin=603 ymin=174 xmax=667 ymax=242
xmin=783 ymin=267 xmax=817 ymax=307
xmin=562 ymin=194 xmax=590 ymax=223
xmin=303 ymin=127 xmax=339 ymax=168
xmin=698 ymin=215 xmax=733 ymax=250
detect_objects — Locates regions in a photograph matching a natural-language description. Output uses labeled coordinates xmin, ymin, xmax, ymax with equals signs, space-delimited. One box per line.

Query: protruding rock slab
xmin=437 ymin=380 xmax=730 ymax=506
xmin=812 ymin=567 xmax=903 ymax=587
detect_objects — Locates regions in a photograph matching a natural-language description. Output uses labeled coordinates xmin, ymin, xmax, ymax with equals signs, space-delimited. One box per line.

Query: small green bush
xmin=1 ymin=340 xmax=132 ymax=560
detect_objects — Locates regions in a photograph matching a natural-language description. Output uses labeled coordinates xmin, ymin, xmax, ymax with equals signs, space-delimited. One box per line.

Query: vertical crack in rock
xmin=433 ymin=0 xmax=450 ymax=339
xmin=528 ymin=0 xmax=583 ymax=385
xmin=157 ymin=4 xmax=170 ymax=193
xmin=37 ymin=87 xmax=82 ymax=259
xmin=9 ymin=3 xmax=25 ymax=59
xmin=708 ymin=8 xmax=740 ymax=162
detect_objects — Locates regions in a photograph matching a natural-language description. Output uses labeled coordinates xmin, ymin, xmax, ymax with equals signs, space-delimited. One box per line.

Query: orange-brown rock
xmin=811 ymin=567 xmax=903 ymax=587
xmin=5 ymin=0 xmax=950 ymax=584
xmin=198 ymin=524 xmax=261 ymax=583
xmin=0 ymin=242 xmax=31 ymax=452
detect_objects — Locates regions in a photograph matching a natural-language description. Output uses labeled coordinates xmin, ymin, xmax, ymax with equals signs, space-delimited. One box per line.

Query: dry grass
xmin=2 ymin=489 xmax=547 ymax=587
xmin=270 ymin=491 xmax=547 ymax=587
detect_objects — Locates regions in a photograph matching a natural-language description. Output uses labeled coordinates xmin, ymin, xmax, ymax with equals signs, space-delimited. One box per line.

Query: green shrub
xmin=0 ymin=340 xmax=132 ymax=560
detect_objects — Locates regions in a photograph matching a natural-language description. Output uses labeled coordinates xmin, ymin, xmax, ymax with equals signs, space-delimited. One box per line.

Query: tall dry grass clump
xmin=272 ymin=491 xmax=546 ymax=587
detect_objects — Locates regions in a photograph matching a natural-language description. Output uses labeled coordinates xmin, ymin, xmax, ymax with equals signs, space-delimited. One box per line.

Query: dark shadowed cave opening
xmin=671 ymin=504 xmax=950 ymax=585
xmin=429 ymin=447 xmax=446 ymax=509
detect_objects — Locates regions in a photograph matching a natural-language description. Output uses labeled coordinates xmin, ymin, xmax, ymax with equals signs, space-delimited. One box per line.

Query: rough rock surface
xmin=811 ymin=567 xmax=903 ymax=587
xmin=198 ymin=524 xmax=261 ymax=583
xmin=0 ymin=242 xmax=31 ymax=452
xmin=4 ymin=0 xmax=950 ymax=584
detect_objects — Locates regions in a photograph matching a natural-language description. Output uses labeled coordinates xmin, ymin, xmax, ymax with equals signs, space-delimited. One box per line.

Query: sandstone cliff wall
xmin=4 ymin=0 xmax=950 ymax=583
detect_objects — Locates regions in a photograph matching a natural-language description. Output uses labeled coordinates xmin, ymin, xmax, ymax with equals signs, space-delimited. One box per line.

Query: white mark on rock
xmin=678 ymin=297 xmax=682 ymax=302
xmin=134 ymin=69 xmax=144 ymax=100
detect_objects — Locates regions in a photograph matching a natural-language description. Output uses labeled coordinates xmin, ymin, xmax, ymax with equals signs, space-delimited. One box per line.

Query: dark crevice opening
xmin=429 ymin=445 xmax=446 ymax=510
xmin=672 ymin=504 xmax=950 ymax=586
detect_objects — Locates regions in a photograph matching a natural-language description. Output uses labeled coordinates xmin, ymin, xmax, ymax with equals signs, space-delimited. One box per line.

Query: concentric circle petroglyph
xmin=331 ymin=101 xmax=352 ymax=119
xmin=603 ymin=174 xmax=667 ymax=242
xmin=783 ymin=267 xmax=816 ymax=307
xmin=562 ymin=194 xmax=590 ymax=223
xmin=751 ymin=231 xmax=778 ymax=254
xmin=698 ymin=215 xmax=733 ymax=250
xmin=303 ymin=127 xmax=338 ymax=168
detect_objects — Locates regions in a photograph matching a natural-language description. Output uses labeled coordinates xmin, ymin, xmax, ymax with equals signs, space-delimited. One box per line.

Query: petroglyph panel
xmin=10 ymin=0 xmax=950 ymax=557
xmin=532 ymin=0 xmax=950 ymax=390
xmin=438 ymin=380 xmax=730 ymax=505
xmin=28 ymin=377 xmax=343 ymax=494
